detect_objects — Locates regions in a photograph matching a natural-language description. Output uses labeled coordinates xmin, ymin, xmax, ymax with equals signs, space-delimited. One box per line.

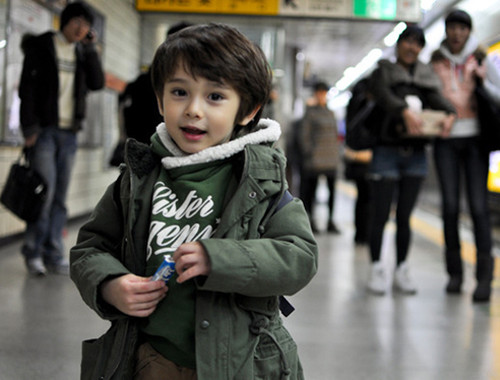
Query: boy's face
xmin=315 ymin=90 xmax=328 ymax=106
xmin=445 ymin=22 xmax=470 ymax=54
xmin=396 ymin=38 xmax=423 ymax=68
xmin=157 ymin=64 xmax=256 ymax=154
xmin=62 ymin=16 xmax=91 ymax=43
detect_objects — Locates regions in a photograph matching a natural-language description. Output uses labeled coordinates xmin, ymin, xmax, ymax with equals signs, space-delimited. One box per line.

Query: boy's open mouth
xmin=181 ymin=126 xmax=206 ymax=135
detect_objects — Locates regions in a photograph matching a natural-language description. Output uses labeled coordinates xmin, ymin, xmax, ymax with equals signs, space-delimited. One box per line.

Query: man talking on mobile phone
xmin=18 ymin=1 xmax=104 ymax=276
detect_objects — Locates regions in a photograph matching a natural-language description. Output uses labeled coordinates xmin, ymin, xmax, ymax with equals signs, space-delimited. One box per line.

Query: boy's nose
xmin=185 ymin=98 xmax=202 ymax=119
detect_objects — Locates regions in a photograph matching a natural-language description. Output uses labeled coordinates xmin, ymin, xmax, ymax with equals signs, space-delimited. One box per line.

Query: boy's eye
xmin=172 ymin=88 xmax=187 ymax=97
xmin=208 ymin=93 xmax=224 ymax=101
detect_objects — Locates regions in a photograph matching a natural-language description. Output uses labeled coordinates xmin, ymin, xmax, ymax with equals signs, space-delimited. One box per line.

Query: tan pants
xmin=134 ymin=342 xmax=197 ymax=380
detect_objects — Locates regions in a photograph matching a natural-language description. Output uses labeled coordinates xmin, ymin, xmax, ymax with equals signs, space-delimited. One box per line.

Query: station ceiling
xmin=142 ymin=0 xmax=464 ymax=91
xmin=282 ymin=17 xmax=396 ymax=87
xmin=145 ymin=12 xmax=398 ymax=89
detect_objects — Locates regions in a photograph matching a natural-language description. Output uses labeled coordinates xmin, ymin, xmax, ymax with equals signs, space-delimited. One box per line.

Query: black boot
xmin=445 ymin=250 xmax=462 ymax=294
xmin=446 ymin=275 xmax=463 ymax=294
xmin=473 ymin=256 xmax=494 ymax=303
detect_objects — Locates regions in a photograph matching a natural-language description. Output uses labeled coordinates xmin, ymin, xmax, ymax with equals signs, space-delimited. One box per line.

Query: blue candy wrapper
xmin=151 ymin=254 xmax=176 ymax=283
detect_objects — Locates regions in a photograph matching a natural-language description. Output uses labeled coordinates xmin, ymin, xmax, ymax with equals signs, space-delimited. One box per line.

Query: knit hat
xmin=397 ymin=25 xmax=426 ymax=47
xmin=59 ymin=2 xmax=94 ymax=31
xmin=445 ymin=9 xmax=472 ymax=29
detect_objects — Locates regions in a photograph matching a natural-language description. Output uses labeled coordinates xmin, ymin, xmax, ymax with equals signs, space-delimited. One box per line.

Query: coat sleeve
xmin=198 ymin=197 xmax=318 ymax=297
xmin=18 ymin=43 xmax=41 ymax=138
xmin=81 ymin=42 xmax=105 ymax=91
xmin=370 ymin=65 xmax=407 ymax=115
xmin=70 ymin=179 xmax=131 ymax=320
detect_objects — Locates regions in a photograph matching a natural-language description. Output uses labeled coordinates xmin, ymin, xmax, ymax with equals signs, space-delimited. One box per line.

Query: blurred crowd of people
xmin=288 ymin=9 xmax=500 ymax=303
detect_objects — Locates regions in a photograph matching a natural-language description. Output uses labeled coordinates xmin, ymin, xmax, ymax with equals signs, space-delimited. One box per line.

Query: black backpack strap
xmin=265 ymin=189 xmax=293 ymax=218
xmin=275 ymin=190 xmax=293 ymax=213
xmin=278 ymin=295 xmax=295 ymax=317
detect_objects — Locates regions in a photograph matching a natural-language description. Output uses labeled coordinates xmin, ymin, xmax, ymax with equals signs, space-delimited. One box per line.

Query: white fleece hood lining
xmin=156 ymin=118 xmax=281 ymax=169
xmin=439 ymin=35 xmax=479 ymax=91
xmin=439 ymin=35 xmax=479 ymax=65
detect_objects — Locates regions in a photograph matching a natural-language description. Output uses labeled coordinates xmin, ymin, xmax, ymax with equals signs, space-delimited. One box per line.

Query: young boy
xmin=70 ymin=23 xmax=318 ymax=380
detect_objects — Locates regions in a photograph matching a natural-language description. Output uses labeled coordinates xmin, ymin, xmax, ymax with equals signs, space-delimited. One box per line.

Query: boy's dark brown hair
xmin=151 ymin=23 xmax=273 ymax=131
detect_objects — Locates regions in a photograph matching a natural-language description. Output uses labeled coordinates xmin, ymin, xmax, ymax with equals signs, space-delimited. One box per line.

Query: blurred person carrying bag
xmin=1 ymin=147 xmax=47 ymax=222
xmin=344 ymin=77 xmax=380 ymax=151
xmin=344 ymin=77 xmax=378 ymax=180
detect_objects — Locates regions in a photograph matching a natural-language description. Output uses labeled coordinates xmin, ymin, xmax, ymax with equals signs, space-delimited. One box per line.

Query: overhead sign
xmin=353 ymin=0 xmax=397 ymax=20
xmin=135 ymin=0 xmax=279 ymax=15
xmin=136 ymin=0 xmax=421 ymax=22
xmin=279 ymin=0 xmax=351 ymax=17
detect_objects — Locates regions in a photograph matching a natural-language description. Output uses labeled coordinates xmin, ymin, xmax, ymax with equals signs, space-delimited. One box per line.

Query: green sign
xmin=353 ymin=0 xmax=397 ymax=20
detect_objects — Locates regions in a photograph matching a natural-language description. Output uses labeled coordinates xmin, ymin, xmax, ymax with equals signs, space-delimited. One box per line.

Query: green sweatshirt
xmin=140 ymin=135 xmax=235 ymax=368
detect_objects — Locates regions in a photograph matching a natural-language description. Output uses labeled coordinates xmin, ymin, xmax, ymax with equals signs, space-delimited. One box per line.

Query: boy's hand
xmin=101 ymin=274 xmax=167 ymax=317
xmin=173 ymin=242 xmax=211 ymax=283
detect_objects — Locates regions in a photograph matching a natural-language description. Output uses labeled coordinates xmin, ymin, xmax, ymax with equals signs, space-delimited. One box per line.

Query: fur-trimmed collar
xmin=155 ymin=118 xmax=281 ymax=169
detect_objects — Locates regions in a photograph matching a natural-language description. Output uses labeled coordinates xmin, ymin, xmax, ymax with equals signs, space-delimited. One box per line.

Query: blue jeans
xmin=433 ymin=137 xmax=492 ymax=275
xmin=22 ymin=127 xmax=77 ymax=265
xmin=370 ymin=145 xmax=427 ymax=180
xmin=368 ymin=145 xmax=426 ymax=264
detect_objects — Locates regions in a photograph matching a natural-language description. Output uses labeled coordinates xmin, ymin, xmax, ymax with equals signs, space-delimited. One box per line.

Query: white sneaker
xmin=26 ymin=257 xmax=47 ymax=276
xmin=367 ymin=262 xmax=387 ymax=295
xmin=46 ymin=259 xmax=70 ymax=276
xmin=393 ymin=262 xmax=417 ymax=295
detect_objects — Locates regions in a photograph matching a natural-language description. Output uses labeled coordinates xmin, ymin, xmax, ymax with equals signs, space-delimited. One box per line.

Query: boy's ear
xmin=156 ymin=95 xmax=164 ymax=116
xmin=239 ymin=106 xmax=261 ymax=126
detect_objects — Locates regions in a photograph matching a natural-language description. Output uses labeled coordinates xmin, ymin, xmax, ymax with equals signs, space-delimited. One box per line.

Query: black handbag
xmin=1 ymin=148 xmax=47 ymax=222
xmin=475 ymin=81 xmax=500 ymax=152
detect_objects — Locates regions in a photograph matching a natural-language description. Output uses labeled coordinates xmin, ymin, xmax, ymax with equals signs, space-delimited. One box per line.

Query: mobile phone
xmin=86 ymin=31 xmax=94 ymax=41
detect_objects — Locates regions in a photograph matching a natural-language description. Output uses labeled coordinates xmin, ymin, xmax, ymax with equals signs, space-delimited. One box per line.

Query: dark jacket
xmin=370 ymin=59 xmax=455 ymax=146
xmin=70 ymin=120 xmax=318 ymax=380
xmin=19 ymin=31 xmax=105 ymax=138
xmin=119 ymin=70 xmax=163 ymax=144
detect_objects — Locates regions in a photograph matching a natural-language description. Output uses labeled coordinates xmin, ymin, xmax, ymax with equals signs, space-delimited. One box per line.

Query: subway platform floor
xmin=0 ymin=180 xmax=499 ymax=380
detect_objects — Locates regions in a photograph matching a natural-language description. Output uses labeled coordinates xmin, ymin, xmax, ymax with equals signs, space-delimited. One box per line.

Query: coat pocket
xmin=253 ymin=326 xmax=303 ymax=380
xmin=80 ymin=320 xmax=137 ymax=380
xmin=81 ymin=336 xmax=107 ymax=380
